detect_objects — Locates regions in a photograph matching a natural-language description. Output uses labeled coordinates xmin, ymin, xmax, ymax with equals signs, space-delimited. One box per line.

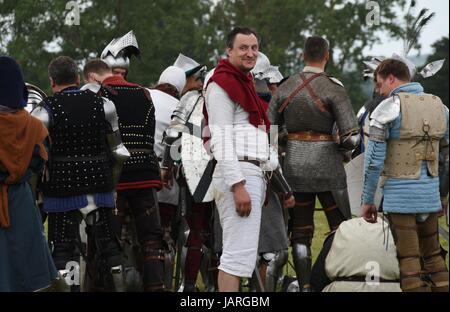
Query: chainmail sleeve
xmin=326 ymin=84 xmax=359 ymax=138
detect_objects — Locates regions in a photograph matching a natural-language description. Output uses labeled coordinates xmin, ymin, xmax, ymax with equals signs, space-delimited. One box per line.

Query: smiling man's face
xmin=227 ymin=33 xmax=259 ymax=73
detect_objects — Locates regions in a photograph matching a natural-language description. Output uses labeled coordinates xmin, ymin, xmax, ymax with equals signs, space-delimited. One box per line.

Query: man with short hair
xmin=269 ymin=36 xmax=360 ymax=292
xmin=205 ymin=26 xmax=293 ymax=292
xmin=82 ymin=59 xmax=113 ymax=92
xmin=361 ymin=58 xmax=449 ymax=292
xmin=32 ymin=56 xmax=126 ymax=291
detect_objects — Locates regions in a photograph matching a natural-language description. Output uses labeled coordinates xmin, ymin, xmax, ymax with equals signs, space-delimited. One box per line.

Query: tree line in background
xmin=0 ymin=0 xmax=448 ymax=110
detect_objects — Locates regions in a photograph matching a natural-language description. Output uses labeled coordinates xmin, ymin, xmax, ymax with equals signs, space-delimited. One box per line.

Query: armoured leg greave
xmin=48 ymin=210 xmax=82 ymax=270
xmin=162 ymin=236 xmax=176 ymax=291
xmin=264 ymin=250 xmax=289 ymax=292
xmin=290 ymin=193 xmax=315 ymax=292
xmin=318 ymin=192 xmax=347 ymax=231
xmin=47 ymin=211 xmax=83 ymax=292
xmin=183 ymin=227 xmax=204 ymax=291
xmin=85 ymin=208 xmax=122 ymax=268
xmin=291 ymin=243 xmax=312 ymax=292
xmin=418 ymin=213 xmax=449 ymax=292
xmin=126 ymin=190 xmax=166 ymax=291
xmin=205 ymin=253 xmax=220 ymax=292
xmin=84 ymin=208 xmax=123 ymax=291
xmin=180 ymin=201 xmax=212 ymax=292
xmin=389 ymin=213 xmax=431 ymax=292
xmin=142 ymin=240 xmax=166 ymax=292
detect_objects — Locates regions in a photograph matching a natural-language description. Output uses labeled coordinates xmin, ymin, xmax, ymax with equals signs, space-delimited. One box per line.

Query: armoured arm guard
xmin=160 ymin=126 xmax=182 ymax=170
xmin=326 ymin=78 xmax=361 ymax=153
xmin=103 ymin=98 xmax=130 ymax=185
xmin=161 ymin=91 xmax=201 ymax=169
xmin=369 ymin=95 xmax=401 ymax=137
xmin=361 ymin=96 xmax=400 ymax=205
xmin=30 ymin=105 xmax=50 ymax=197
xmin=171 ymin=91 xmax=201 ymax=125
xmin=31 ymin=105 xmax=50 ymax=129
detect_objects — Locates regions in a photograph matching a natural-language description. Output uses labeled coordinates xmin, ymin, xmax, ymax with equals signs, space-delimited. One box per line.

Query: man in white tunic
xmin=205 ymin=26 xmax=293 ymax=292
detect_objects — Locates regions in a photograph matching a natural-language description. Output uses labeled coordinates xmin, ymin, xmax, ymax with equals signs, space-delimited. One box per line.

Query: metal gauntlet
xmin=269 ymin=165 xmax=292 ymax=196
xmin=160 ymin=128 xmax=181 ymax=170
xmin=339 ymin=130 xmax=361 ymax=151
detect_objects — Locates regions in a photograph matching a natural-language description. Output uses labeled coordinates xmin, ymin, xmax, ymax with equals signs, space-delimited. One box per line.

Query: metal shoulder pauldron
xmin=369 ymin=95 xmax=400 ymax=128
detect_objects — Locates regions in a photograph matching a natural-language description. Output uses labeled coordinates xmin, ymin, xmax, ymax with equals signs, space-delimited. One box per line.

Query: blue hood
xmin=0 ymin=56 xmax=28 ymax=109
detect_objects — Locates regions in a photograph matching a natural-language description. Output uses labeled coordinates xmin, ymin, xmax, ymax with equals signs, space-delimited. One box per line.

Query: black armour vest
xmin=100 ymin=85 xmax=160 ymax=183
xmin=42 ymin=90 xmax=115 ymax=197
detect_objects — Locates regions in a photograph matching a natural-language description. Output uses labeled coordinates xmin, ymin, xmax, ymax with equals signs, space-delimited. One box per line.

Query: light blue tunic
xmin=362 ymin=83 xmax=449 ymax=214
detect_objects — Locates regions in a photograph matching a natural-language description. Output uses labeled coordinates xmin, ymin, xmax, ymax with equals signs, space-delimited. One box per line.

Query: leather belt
xmin=334 ymin=276 xmax=400 ymax=283
xmin=239 ymin=159 xmax=261 ymax=167
xmin=288 ymin=131 xmax=334 ymax=142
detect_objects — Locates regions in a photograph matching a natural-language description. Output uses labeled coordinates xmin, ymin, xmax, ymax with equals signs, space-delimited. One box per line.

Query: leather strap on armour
xmin=278 ymin=73 xmax=323 ymax=113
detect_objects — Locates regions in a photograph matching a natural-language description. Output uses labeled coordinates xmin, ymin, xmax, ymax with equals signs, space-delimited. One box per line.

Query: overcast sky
xmin=369 ymin=0 xmax=449 ymax=57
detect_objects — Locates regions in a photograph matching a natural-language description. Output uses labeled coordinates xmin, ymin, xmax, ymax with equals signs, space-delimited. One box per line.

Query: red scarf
xmin=204 ymin=59 xmax=270 ymax=132
xmin=102 ymin=75 xmax=140 ymax=87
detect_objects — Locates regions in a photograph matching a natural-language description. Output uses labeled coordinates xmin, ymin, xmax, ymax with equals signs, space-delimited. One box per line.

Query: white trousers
xmin=213 ymin=162 xmax=266 ymax=278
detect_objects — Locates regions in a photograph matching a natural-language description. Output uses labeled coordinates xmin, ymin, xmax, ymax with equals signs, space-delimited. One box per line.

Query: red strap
xmin=277 ymin=72 xmax=322 ymax=113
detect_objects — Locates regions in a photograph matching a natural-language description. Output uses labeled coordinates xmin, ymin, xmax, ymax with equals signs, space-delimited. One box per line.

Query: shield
xmin=180 ymin=92 xmax=215 ymax=203
xmin=345 ymin=154 xmax=383 ymax=217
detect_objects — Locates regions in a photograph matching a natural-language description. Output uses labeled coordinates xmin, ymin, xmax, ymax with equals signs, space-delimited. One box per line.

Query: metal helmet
xmin=101 ymin=30 xmax=140 ymax=69
xmin=362 ymin=56 xmax=385 ymax=81
xmin=173 ymin=53 xmax=205 ymax=78
xmin=25 ymin=83 xmax=46 ymax=113
xmin=252 ymin=52 xmax=283 ymax=84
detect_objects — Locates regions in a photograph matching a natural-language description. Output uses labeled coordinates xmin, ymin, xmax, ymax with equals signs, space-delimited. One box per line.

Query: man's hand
xmin=283 ymin=194 xmax=295 ymax=209
xmin=232 ymin=182 xmax=252 ymax=217
xmin=362 ymin=203 xmax=378 ymax=223
xmin=160 ymin=168 xmax=173 ymax=189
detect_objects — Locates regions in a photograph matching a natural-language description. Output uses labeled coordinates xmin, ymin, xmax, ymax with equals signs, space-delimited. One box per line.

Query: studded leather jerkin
xmin=42 ymin=90 xmax=114 ymax=197
xmin=100 ymin=85 xmax=160 ymax=184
